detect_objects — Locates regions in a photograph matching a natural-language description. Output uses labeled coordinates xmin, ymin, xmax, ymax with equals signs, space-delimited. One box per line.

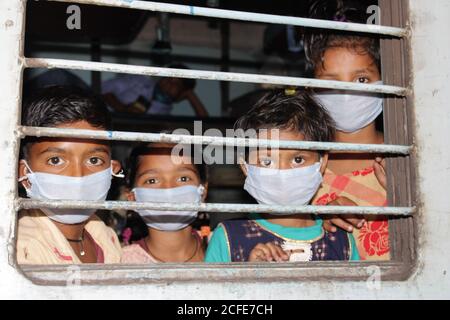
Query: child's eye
xmin=47 ymin=157 xmax=65 ymax=166
xmin=259 ymin=159 xmax=272 ymax=167
xmin=145 ymin=178 xmax=159 ymax=184
xmin=178 ymin=176 xmax=191 ymax=183
xmin=87 ymin=157 xmax=105 ymax=166
xmin=356 ymin=77 xmax=370 ymax=84
xmin=293 ymin=157 xmax=305 ymax=165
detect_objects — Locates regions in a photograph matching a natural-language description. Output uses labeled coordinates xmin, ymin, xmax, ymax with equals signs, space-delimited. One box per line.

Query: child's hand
xmin=322 ymin=196 xmax=366 ymax=233
xmin=373 ymin=157 xmax=387 ymax=190
xmin=248 ymin=242 xmax=290 ymax=262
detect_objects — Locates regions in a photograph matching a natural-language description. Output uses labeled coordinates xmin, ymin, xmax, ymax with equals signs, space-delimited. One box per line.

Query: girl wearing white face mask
xmin=205 ymin=91 xmax=360 ymax=263
xmin=304 ymin=1 xmax=390 ymax=261
xmin=17 ymin=86 xmax=124 ymax=265
xmin=120 ymin=143 xmax=208 ymax=264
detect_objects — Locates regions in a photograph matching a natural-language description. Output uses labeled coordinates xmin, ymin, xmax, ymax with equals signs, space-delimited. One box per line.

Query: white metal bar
xmin=18 ymin=126 xmax=412 ymax=155
xmin=24 ymin=58 xmax=409 ymax=96
xmin=17 ymin=199 xmax=415 ymax=216
xmin=48 ymin=0 xmax=407 ymax=37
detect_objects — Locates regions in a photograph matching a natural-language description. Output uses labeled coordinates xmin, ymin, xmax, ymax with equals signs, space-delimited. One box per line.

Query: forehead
xmin=317 ymin=46 xmax=378 ymax=73
xmin=250 ymin=129 xmax=317 ymax=156
xmin=256 ymin=129 xmax=305 ymax=141
xmin=25 ymin=121 xmax=110 ymax=157
xmin=136 ymin=145 xmax=196 ymax=172
xmin=28 ymin=138 xmax=111 ymax=156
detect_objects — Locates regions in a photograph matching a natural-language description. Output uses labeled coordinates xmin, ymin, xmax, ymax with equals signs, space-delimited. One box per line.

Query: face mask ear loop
xmin=18 ymin=161 xmax=33 ymax=182
xmin=112 ymin=168 xmax=125 ymax=178
xmin=198 ymin=184 xmax=206 ymax=197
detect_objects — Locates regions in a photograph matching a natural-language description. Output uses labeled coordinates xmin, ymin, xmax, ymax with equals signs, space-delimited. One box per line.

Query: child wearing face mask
xmin=303 ymin=0 xmax=390 ymax=261
xmin=17 ymin=86 xmax=124 ymax=265
xmin=120 ymin=143 xmax=208 ymax=263
xmin=205 ymin=91 xmax=359 ymax=263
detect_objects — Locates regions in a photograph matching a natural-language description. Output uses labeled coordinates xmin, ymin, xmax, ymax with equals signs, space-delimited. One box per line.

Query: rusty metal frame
xmin=380 ymin=0 xmax=417 ymax=270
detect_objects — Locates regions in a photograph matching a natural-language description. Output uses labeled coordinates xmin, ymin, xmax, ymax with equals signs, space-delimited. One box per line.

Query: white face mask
xmin=132 ymin=185 xmax=204 ymax=231
xmin=314 ymin=81 xmax=384 ymax=133
xmin=244 ymin=161 xmax=323 ymax=207
xmin=19 ymin=162 xmax=121 ymax=224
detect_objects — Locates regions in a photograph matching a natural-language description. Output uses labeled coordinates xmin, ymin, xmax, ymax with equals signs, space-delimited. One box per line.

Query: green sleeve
xmin=348 ymin=233 xmax=360 ymax=261
xmin=204 ymin=224 xmax=231 ymax=263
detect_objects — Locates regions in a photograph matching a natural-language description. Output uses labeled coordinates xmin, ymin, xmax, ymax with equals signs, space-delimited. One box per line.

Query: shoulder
xmin=85 ymin=216 xmax=122 ymax=261
xmin=17 ymin=211 xmax=56 ymax=264
xmin=85 ymin=215 xmax=118 ymax=242
xmin=18 ymin=210 xmax=53 ymax=246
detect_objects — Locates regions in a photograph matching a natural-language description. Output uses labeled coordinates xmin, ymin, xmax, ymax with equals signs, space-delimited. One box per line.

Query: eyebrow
xmin=38 ymin=147 xmax=67 ymax=155
xmin=87 ymin=147 xmax=110 ymax=155
xmin=137 ymin=166 xmax=198 ymax=178
xmin=351 ymin=67 xmax=378 ymax=74
xmin=176 ymin=166 xmax=198 ymax=175
xmin=137 ymin=169 xmax=159 ymax=178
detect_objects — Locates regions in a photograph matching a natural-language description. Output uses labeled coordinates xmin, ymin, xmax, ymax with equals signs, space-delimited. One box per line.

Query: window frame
xmin=9 ymin=0 xmax=417 ymax=286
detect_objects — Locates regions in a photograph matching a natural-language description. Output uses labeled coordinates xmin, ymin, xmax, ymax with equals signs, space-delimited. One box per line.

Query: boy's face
xmin=159 ymin=78 xmax=186 ymax=102
xmin=19 ymin=121 xmax=121 ymax=188
xmin=129 ymin=143 xmax=207 ymax=201
xmin=239 ymin=129 xmax=328 ymax=175
xmin=314 ymin=46 xmax=381 ymax=84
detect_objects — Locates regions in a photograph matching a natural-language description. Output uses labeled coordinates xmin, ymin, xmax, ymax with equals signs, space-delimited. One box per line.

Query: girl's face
xmin=314 ymin=46 xmax=381 ymax=84
xmin=133 ymin=150 xmax=201 ymax=190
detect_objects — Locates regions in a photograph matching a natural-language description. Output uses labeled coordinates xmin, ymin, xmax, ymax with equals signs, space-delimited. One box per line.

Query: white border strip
xmin=25 ymin=58 xmax=409 ymax=96
xmin=48 ymin=0 xmax=407 ymax=37
xmin=18 ymin=126 xmax=412 ymax=155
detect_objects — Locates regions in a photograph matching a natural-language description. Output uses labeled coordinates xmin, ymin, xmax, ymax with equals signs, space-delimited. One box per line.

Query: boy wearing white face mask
xmin=120 ymin=143 xmax=208 ymax=263
xmin=17 ymin=86 xmax=123 ymax=264
xmin=205 ymin=91 xmax=359 ymax=263
xmin=304 ymin=0 xmax=390 ymax=261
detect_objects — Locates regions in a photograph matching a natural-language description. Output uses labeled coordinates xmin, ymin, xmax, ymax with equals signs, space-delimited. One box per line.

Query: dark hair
xmin=303 ymin=0 xmax=380 ymax=71
xmin=234 ymin=90 xmax=335 ymax=144
xmin=21 ymin=85 xmax=111 ymax=157
xmin=22 ymin=85 xmax=111 ymax=130
xmin=126 ymin=142 xmax=208 ymax=188
xmin=167 ymin=63 xmax=196 ymax=91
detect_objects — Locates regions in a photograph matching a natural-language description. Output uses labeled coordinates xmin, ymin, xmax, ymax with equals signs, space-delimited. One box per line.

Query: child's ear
xmin=201 ymin=182 xmax=209 ymax=202
xmin=127 ymin=188 xmax=136 ymax=202
xmin=111 ymin=160 xmax=122 ymax=175
xmin=238 ymin=157 xmax=248 ymax=177
xmin=319 ymin=153 xmax=329 ymax=175
xmin=18 ymin=160 xmax=31 ymax=189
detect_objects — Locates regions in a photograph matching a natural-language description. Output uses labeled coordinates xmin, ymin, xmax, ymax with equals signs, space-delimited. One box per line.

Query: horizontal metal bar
xmin=18 ymin=126 xmax=412 ymax=155
xmin=48 ymin=0 xmax=407 ymax=37
xmin=24 ymin=58 xmax=409 ymax=96
xmin=17 ymin=199 xmax=415 ymax=216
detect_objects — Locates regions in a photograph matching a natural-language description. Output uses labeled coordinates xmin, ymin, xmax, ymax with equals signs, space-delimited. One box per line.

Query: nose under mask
xmin=243 ymin=160 xmax=323 ymax=208
xmin=132 ymin=185 xmax=205 ymax=231
xmin=314 ymin=81 xmax=384 ymax=133
xmin=19 ymin=162 xmax=121 ymax=224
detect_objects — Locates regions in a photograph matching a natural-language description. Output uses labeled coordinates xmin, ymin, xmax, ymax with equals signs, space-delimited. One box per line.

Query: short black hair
xmin=126 ymin=142 xmax=208 ymax=188
xmin=234 ymin=89 xmax=335 ymax=144
xmin=303 ymin=0 xmax=381 ymax=71
xmin=167 ymin=63 xmax=196 ymax=91
xmin=22 ymin=85 xmax=111 ymax=129
xmin=21 ymin=85 xmax=111 ymax=157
